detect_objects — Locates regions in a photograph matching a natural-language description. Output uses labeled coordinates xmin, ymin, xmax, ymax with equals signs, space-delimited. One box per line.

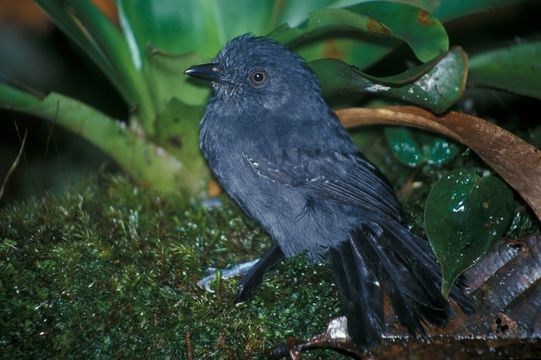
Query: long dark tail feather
xmin=330 ymin=244 xmax=384 ymax=347
xmin=330 ymin=218 xmax=474 ymax=347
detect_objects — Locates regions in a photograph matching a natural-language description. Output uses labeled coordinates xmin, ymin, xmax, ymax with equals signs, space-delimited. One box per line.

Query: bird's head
xmin=185 ymin=34 xmax=322 ymax=111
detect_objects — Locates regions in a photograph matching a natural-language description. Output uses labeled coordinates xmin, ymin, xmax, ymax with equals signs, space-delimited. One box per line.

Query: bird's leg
xmin=196 ymin=244 xmax=284 ymax=295
xmin=197 ymin=258 xmax=260 ymax=293
xmin=235 ymin=243 xmax=285 ymax=303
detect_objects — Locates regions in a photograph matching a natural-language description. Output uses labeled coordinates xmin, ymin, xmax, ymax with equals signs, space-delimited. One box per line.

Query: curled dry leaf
xmin=336 ymin=106 xmax=541 ymax=221
xmin=269 ymin=235 xmax=541 ymax=359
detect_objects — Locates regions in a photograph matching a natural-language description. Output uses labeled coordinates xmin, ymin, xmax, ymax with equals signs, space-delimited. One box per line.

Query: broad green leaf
xmin=303 ymin=0 xmax=528 ymax=69
xmin=0 ymin=84 xmax=202 ymax=194
xmin=67 ymin=1 xmax=156 ymax=134
xmin=334 ymin=0 xmax=529 ymax=21
xmin=312 ymin=47 xmax=467 ymax=113
xmin=410 ymin=0 xmax=529 ymax=21
xmin=274 ymin=0 xmax=339 ymax=27
xmin=143 ymin=51 xmax=210 ymax=109
xmin=154 ymin=98 xmax=208 ymax=189
xmin=35 ymin=0 xmax=135 ymax=105
xmin=469 ymin=41 xmax=541 ymax=99
xmin=116 ymin=0 xmax=277 ymax=59
xmin=425 ymin=169 xmax=514 ymax=297
xmin=271 ymin=2 xmax=448 ymax=63
xmin=117 ymin=0 xmax=221 ymax=58
xmin=384 ymin=128 xmax=460 ymax=167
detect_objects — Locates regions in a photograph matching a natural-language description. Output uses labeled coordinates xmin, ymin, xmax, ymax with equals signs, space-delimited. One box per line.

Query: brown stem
xmin=336 ymin=106 xmax=541 ymax=221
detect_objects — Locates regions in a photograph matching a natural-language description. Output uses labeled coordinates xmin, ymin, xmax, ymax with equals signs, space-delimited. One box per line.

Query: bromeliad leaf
xmin=399 ymin=0 xmax=531 ymax=21
xmin=270 ymin=1 xmax=448 ymax=62
xmin=469 ymin=41 xmax=541 ymax=99
xmin=0 ymin=84 xmax=186 ymax=193
xmin=424 ymin=169 xmax=514 ymax=297
xmin=312 ymin=47 xmax=467 ymax=113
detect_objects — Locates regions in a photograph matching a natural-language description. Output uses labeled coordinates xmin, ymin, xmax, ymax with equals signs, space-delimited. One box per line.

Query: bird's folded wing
xmin=242 ymin=148 xmax=402 ymax=220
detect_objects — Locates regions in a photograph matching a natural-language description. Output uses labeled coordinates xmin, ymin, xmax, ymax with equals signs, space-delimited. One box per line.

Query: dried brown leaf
xmin=336 ymin=106 xmax=541 ymax=221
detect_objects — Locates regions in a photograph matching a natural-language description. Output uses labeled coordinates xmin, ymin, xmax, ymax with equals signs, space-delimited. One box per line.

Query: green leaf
xmin=142 ymin=51 xmax=210 ymax=110
xmin=384 ymin=127 xmax=460 ymax=167
xmin=67 ymin=1 xmax=157 ymax=134
xmin=291 ymin=0 xmax=526 ymax=69
xmin=117 ymin=0 xmax=277 ymax=59
xmin=0 ymin=84 xmax=200 ymax=194
xmin=34 ymin=0 xmax=136 ymax=105
xmin=312 ymin=47 xmax=467 ymax=113
xmin=425 ymin=169 xmax=514 ymax=297
xmin=271 ymin=1 xmax=448 ymax=62
xmin=384 ymin=127 xmax=424 ymax=167
xmin=469 ymin=41 xmax=541 ymax=99
xmin=35 ymin=1 xmax=157 ymax=134
xmin=406 ymin=0 xmax=530 ymax=21
xmin=154 ymin=98 xmax=209 ymax=189
xmin=335 ymin=0 xmax=529 ymax=21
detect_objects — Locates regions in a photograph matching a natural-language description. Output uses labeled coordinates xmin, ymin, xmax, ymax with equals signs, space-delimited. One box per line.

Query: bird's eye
xmin=249 ymin=70 xmax=268 ymax=85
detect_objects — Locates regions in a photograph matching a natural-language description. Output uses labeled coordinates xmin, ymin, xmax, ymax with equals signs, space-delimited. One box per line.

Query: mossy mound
xmin=0 ymin=175 xmax=342 ymax=359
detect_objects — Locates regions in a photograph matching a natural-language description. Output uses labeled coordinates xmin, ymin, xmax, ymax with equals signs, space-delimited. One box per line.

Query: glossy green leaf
xmin=384 ymin=127 xmax=460 ymax=167
xmin=425 ymin=169 xmax=514 ymax=297
xmin=0 ymin=84 xmax=204 ymax=194
xmin=271 ymin=1 xmax=448 ymax=62
xmin=334 ymin=0 xmax=529 ymax=21
xmin=312 ymin=47 xmax=467 ymax=113
xmin=469 ymin=41 xmax=541 ymax=99
xmin=296 ymin=0 xmax=527 ymax=69
xmin=384 ymin=127 xmax=424 ymax=167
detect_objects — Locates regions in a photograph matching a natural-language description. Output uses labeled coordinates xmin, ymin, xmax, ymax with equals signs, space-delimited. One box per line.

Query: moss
xmin=0 ymin=175 xmax=344 ymax=359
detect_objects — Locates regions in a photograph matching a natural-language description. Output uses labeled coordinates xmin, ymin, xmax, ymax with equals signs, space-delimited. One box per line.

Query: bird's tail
xmin=329 ymin=218 xmax=474 ymax=347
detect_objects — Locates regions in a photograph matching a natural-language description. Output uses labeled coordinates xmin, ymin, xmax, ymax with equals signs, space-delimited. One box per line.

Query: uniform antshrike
xmin=185 ymin=34 xmax=473 ymax=347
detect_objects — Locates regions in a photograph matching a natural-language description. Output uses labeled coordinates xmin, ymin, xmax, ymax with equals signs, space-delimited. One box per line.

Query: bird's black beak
xmin=184 ymin=63 xmax=221 ymax=82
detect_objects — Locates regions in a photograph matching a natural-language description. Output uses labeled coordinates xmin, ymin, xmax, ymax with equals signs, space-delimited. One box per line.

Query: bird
xmin=185 ymin=34 xmax=473 ymax=347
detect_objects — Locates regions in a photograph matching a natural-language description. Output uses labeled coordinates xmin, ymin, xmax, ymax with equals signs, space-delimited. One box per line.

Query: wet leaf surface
xmin=270 ymin=1 xmax=448 ymax=62
xmin=312 ymin=47 xmax=467 ymax=113
xmin=425 ymin=169 xmax=514 ymax=296
xmin=393 ymin=0 xmax=531 ymax=21
xmin=384 ymin=127 xmax=460 ymax=167
xmin=469 ymin=41 xmax=541 ymax=99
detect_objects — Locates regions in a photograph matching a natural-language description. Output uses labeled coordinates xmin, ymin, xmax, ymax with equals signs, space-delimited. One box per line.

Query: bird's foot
xmin=268 ymin=317 xmax=362 ymax=359
xmin=197 ymin=258 xmax=260 ymax=293
xmin=234 ymin=267 xmax=265 ymax=303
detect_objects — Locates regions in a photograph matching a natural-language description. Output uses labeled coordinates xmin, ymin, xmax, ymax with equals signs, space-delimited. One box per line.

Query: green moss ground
xmin=0 ymin=175 xmax=345 ymax=359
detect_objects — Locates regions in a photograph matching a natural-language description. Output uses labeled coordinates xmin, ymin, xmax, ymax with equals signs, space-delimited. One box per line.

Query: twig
xmin=185 ymin=327 xmax=193 ymax=360
xmin=0 ymin=124 xmax=28 ymax=201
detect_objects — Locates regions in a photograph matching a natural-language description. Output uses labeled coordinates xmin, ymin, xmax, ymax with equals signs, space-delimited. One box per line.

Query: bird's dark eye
xmin=249 ymin=70 xmax=268 ymax=85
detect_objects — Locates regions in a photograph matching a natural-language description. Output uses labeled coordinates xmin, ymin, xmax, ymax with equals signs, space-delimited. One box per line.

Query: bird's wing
xmin=242 ymin=148 xmax=402 ymax=220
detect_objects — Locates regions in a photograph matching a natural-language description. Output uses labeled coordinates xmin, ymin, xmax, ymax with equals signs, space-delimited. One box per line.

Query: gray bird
xmin=185 ymin=34 xmax=473 ymax=347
